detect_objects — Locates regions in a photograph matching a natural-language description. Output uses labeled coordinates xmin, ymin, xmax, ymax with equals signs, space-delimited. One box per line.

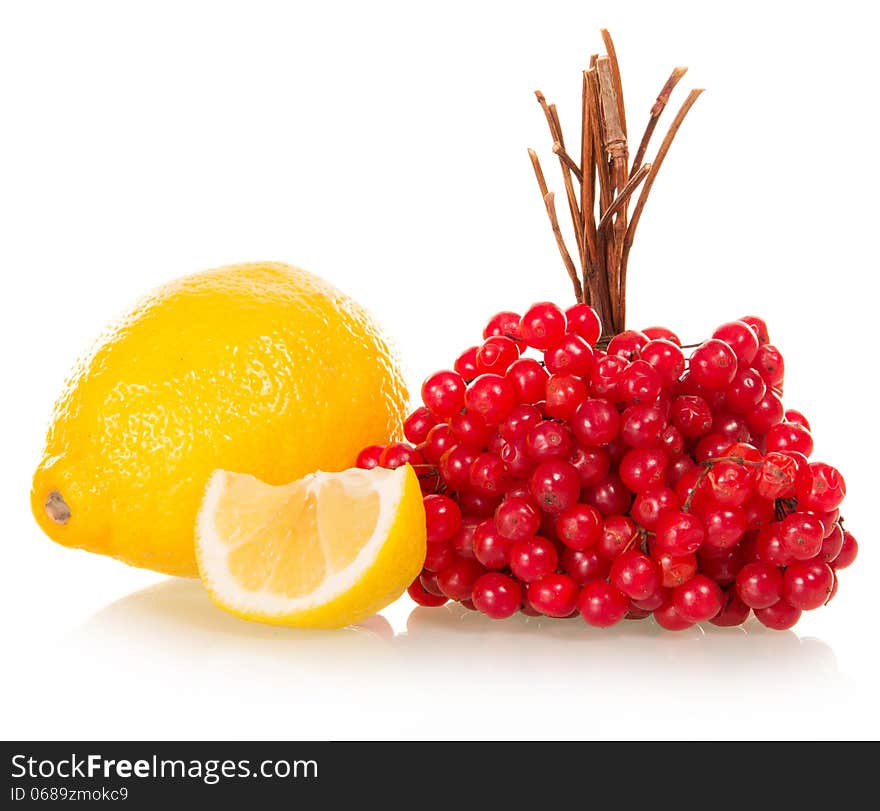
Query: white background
xmin=1 ymin=0 xmax=877 ymax=740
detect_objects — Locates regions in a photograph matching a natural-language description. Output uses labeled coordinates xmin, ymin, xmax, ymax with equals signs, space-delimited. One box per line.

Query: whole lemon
xmin=31 ymin=262 xmax=408 ymax=576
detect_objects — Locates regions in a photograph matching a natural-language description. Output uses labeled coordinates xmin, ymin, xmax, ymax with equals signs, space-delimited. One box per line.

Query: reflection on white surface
xmin=26 ymin=578 xmax=849 ymax=739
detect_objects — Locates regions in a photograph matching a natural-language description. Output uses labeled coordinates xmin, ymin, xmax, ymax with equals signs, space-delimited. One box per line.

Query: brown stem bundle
xmin=528 ymin=30 xmax=703 ymax=336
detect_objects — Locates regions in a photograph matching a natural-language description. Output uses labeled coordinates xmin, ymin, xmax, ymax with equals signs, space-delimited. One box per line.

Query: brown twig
xmin=600 ymin=29 xmax=627 ymax=138
xmin=527 ymin=147 xmax=549 ymax=197
xmin=597 ymin=56 xmax=629 ymax=331
xmin=597 ymin=162 xmax=652 ymax=233
xmin=535 ymin=93 xmax=584 ymax=261
xmin=552 ymin=143 xmax=583 ymax=182
xmin=631 ymin=67 xmax=688 ymax=174
xmin=579 ymin=70 xmax=598 ymax=304
xmin=528 ymin=31 xmax=701 ymax=337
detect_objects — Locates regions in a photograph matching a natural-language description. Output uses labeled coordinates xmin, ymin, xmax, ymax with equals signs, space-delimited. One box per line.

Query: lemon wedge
xmin=196 ymin=464 xmax=426 ymax=628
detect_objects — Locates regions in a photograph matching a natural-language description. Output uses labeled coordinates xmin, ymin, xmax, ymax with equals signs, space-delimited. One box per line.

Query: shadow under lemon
xmin=73 ymin=579 xmax=842 ymax=701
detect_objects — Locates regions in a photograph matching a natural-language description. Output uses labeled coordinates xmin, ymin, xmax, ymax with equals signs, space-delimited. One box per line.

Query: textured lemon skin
xmin=31 ymin=262 xmax=408 ymax=576
xmin=198 ymin=465 xmax=427 ymax=629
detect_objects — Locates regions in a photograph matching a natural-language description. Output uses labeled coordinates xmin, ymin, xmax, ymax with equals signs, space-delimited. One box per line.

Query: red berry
xmin=700 ymin=505 xmax=747 ymax=550
xmin=766 ymin=421 xmax=814 ymax=456
xmin=589 ymin=354 xmax=629 ymax=400
xmin=472 ymin=572 xmax=522 ymax=619
xmin=671 ymin=395 xmax=713 ymax=438
xmin=568 ymin=444 xmax=611 ymax=487
xmin=754 ymin=344 xmax=784 ymax=387
xmin=641 ymin=339 xmax=685 ymax=385
xmin=753 ymin=523 xmax=793 ymax=566
xmin=423 ymin=494 xmax=462 ymax=544
xmin=423 ymin=423 xmax=455 ymax=463
xmin=528 ymin=573 xmax=580 ymax=617
xmin=423 ymin=540 xmax=455 ymax=572
xmin=795 ymin=462 xmax=846 ymax=512
xmin=465 ymin=374 xmax=516 ymax=425
xmin=709 ymin=590 xmax=751 ymax=627
xmin=565 ymin=303 xmax=602 ymax=344
xmin=668 ymin=454 xmax=696 ymax=486
xmin=454 ymin=346 xmax=480 ymax=381
xmin=545 ymin=373 xmax=588 ymax=421
xmin=509 ymin=535 xmax=559 ymax=582
xmin=690 ymin=339 xmax=738 ymax=389
xmin=438 ymin=445 xmax=478 ymax=491
xmin=746 ymin=390 xmax=784 ymax=434
xmin=500 ymin=403 xmax=543 ymax=441
xmin=779 ymin=511 xmax=825 ymax=560
xmin=408 ymin=578 xmax=448 ymax=607
xmin=739 ymin=315 xmax=770 ymax=345
xmin=607 ymin=330 xmax=649 ymax=361
xmin=469 ymin=452 xmax=511 ymax=496
xmin=525 ymin=420 xmax=573 ymax=463
xmin=697 ymin=545 xmax=744 ymax=586
xmin=379 ymin=442 xmax=423 ymax=469
xmin=653 ymin=549 xmax=697 ymax=588
xmin=506 ymin=358 xmax=549 ymax=404
xmin=419 ymin=570 xmax=445 ymax=596
xmin=819 ymin=523 xmax=844 ymax=563
xmin=555 ymin=503 xmax=603 ymax=550
xmin=642 ymin=326 xmax=681 ymax=344
xmin=436 ymin=558 xmax=485 ymax=601
xmin=782 ymin=559 xmax=834 ymax=610
xmin=571 ymin=398 xmax=621 ymax=446
xmin=673 ymin=574 xmax=723 ymax=623
xmin=619 ymin=447 xmax=668 ymax=492
xmin=578 ymin=580 xmax=629 ymax=627
xmin=784 ymin=409 xmax=811 ymax=431
xmin=472 ymin=520 xmax=513 ymax=569
xmin=495 ymin=497 xmax=541 ymax=541
xmin=477 ymin=336 xmax=520 ymax=375
xmin=457 ymin=490 xmax=500 ymax=519
xmin=544 ymin=333 xmax=594 ymax=377
xmin=620 ymin=404 xmax=666 ymax=448
xmin=631 ymin=586 xmax=668 ymax=612
xmin=755 ymin=600 xmax=801 ymax=630
xmin=584 ymin=474 xmax=633 ymax=517
xmin=706 ymin=460 xmax=755 ymax=507
xmin=711 ymin=411 xmax=752 ymax=445
xmin=421 ymin=370 xmax=466 ymax=418
xmin=519 ymin=302 xmax=567 ymax=350
xmin=499 ymin=438 xmax=532 ymax=479
xmin=620 ymin=359 xmax=662 ymax=405
xmin=632 ymin=486 xmax=679 ymax=530
xmin=735 ymin=561 xmax=783 ymax=609
xmin=653 ymin=596 xmax=694 ymax=631
xmin=529 ymin=461 xmax=581 ymax=514
xmin=724 ymin=367 xmax=767 ymax=413
xmin=561 ymin=547 xmax=609 ymax=585
xmin=448 ymin=411 xmax=489 ymax=449
xmin=833 ymin=531 xmax=858 ymax=570
xmin=356 ymin=445 xmax=384 ymax=469
xmin=597 ymin=514 xmax=637 ymax=559
xmin=659 ymin=424 xmax=685 ymax=457
xmin=610 ymin=550 xmax=661 ymax=600
xmin=404 ymin=407 xmax=438 ymax=445
xmin=483 ymin=311 xmax=523 ymax=344
xmin=755 ymin=452 xmax=800 ymax=499
xmin=451 ymin=517 xmax=479 ymax=559
xmin=712 ymin=320 xmax=760 ymax=365
xmin=655 ymin=510 xmax=705 ymax=555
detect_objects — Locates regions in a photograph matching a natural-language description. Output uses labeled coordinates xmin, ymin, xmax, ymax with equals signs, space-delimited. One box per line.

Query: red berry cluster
xmin=356 ymin=303 xmax=858 ymax=631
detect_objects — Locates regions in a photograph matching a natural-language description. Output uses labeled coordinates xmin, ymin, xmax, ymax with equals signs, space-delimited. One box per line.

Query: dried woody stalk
xmin=529 ymin=30 xmax=703 ymax=336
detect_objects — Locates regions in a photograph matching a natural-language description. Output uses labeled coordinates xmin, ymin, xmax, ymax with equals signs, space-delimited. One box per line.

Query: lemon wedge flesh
xmin=196 ymin=464 xmax=426 ymax=628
